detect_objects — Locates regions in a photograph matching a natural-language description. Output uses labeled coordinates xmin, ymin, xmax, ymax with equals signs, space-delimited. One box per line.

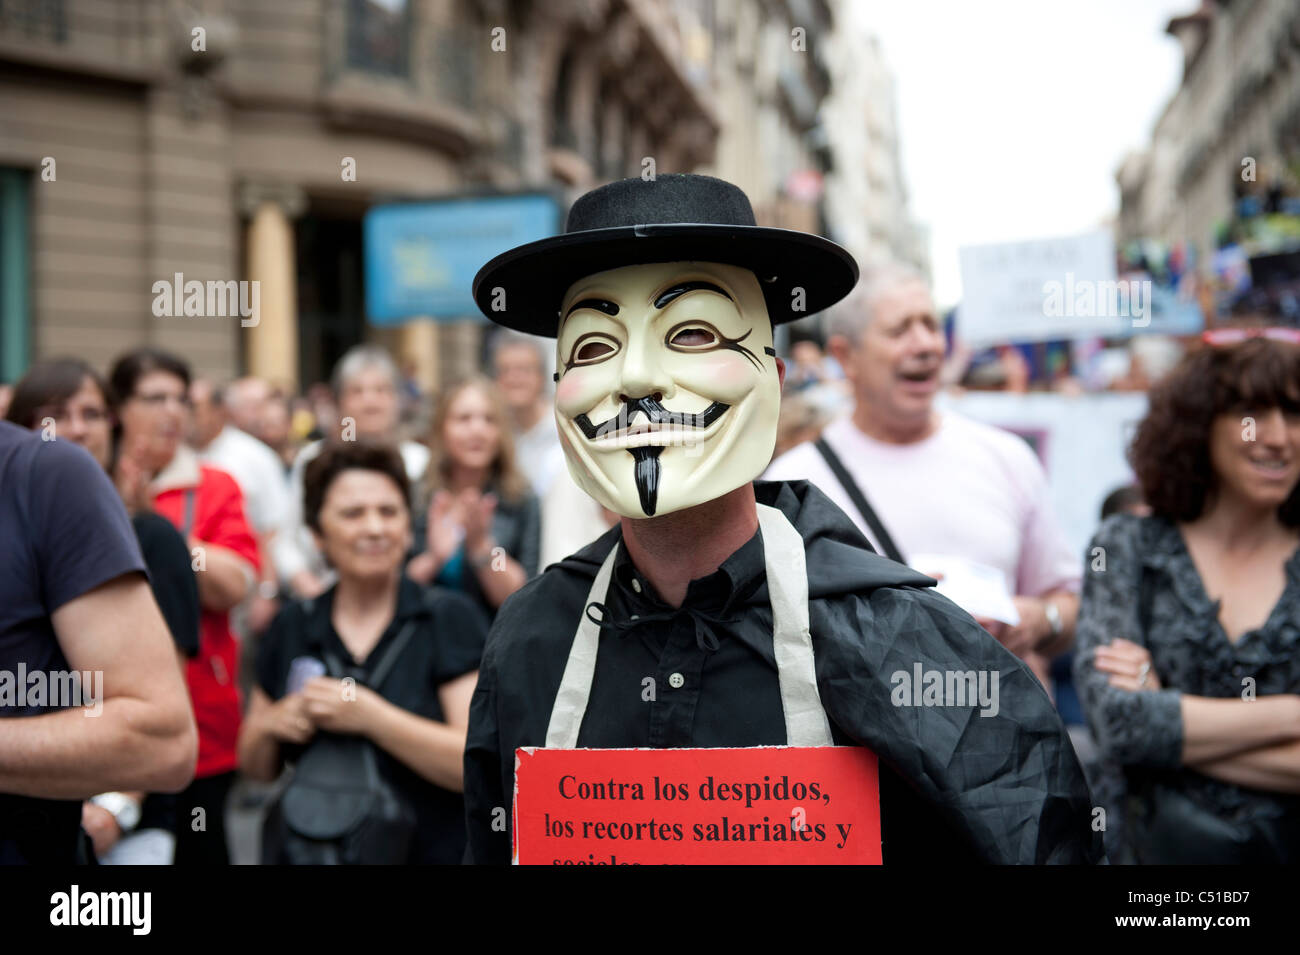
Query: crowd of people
xmin=0 ymin=330 xmax=618 ymax=865
xmin=2 ymin=248 xmax=1297 ymax=865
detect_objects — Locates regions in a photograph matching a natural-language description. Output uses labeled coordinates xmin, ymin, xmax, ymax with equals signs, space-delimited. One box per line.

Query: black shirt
xmin=0 ymin=422 xmax=147 ymax=864
xmin=257 ymin=576 xmax=489 ymax=863
xmin=133 ymin=511 xmax=201 ymax=659
xmin=129 ymin=511 xmax=201 ymax=835
xmin=464 ymin=479 xmax=1105 ymax=864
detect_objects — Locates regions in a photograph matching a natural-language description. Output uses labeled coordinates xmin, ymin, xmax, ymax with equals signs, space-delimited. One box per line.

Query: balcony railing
xmin=0 ymin=0 xmax=159 ymax=76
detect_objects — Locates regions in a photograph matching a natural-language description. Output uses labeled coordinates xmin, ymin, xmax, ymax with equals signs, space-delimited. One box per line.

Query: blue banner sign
xmin=364 ymin=193 xmax=560 ymax=324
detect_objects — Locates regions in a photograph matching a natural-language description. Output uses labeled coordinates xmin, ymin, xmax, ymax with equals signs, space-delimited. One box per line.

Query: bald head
xmin=189 ymin=377 xmax=226 ymax=448
xmin=225 ymin=376 xmax=272 ymax=435
xmin=826 ymin=263 xmax=931 ymax=344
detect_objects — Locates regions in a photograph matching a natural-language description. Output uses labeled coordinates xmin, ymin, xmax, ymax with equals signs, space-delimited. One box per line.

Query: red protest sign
xmin=512 ymin=746 xmax=880 ymax=865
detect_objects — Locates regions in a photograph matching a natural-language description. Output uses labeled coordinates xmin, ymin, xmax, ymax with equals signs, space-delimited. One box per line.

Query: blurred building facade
xmin=698 ymin=0 xmax=832 ymax=236
xmin=0 ymin=0 xmax=722 ymax=389
xmin=820 ymin=7 xmax=929 ymax=279
xmin=1116 ymin=0 xmax=1300 ymax=258
xmin=0 ymin=0 xmax=921 ymax=389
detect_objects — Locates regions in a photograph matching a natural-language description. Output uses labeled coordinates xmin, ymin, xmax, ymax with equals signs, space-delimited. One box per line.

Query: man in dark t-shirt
xmin=0 ymin=421 xmax=197 ymax=863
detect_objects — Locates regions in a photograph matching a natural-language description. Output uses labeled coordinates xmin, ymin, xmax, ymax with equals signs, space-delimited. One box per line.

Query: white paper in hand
xmin=909 ymin=553 xmax=1021 ymax=626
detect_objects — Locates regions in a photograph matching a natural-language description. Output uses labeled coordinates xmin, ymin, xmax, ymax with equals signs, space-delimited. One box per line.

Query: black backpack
xmin=261 ymin=615 xmax=420 ymax=865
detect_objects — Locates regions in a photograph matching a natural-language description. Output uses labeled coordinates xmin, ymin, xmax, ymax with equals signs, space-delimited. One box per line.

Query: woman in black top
xmin=1075 ymin=334 xmax=1300 ymax=863
xmin=238 ymin=440 xmax=487 ymax=864
xmin=407 ymin=376 xmax=540 ymax=618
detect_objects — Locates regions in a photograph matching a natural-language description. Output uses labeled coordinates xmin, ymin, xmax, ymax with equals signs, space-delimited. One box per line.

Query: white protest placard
xmin=957 ymin=231 xmax=1127 ymax=346
xmin=938 ymin=391 xmax=1150 ymax=559
xmin=909 ymin=553 xmax=1021 ymax=626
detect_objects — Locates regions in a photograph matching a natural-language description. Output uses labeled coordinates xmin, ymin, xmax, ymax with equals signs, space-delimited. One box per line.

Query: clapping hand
xmin=426 ymin=490 xmax=465 ymax=567
xmin=113 ymin=434 xmax=153 ymax=514
xmin=459 ymin=489 xmax=498 ymax=560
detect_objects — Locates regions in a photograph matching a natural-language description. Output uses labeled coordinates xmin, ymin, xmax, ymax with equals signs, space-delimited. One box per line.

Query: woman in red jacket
xmin=109 ymin=348 xmax=259 ymax=865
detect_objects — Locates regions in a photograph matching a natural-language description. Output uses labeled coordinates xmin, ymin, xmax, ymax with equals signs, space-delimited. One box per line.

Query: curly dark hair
xmin=303 ymin=439 xmax=411 ymax=535
xmin=1129 ymin=338 xmax=1300 ymax=525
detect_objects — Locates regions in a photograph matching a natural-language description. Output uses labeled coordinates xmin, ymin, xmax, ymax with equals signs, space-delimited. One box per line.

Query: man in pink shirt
xmin=765 ymin=264 xmax=1079 ymax=686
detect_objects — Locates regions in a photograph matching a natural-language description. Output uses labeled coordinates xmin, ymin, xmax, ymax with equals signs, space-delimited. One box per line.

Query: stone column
xmin=240 ymin=183 xmax=305 ymax=392
xmin=399 ymin=318 xmax=440 ymax=398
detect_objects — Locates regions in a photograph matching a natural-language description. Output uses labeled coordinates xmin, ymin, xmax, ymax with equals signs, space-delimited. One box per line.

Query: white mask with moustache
xmin=554 ymin=261 xmax=780 ymax=518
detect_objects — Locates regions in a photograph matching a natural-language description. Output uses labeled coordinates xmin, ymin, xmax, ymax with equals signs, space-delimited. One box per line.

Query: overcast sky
xmin=848 ymin=0 xmax=1193 ymax=307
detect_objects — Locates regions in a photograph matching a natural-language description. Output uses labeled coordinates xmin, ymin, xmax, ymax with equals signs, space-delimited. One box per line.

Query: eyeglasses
xmin=1202 ymin=327 xmax=1300 ymax=346
xmin=132 ymin=392 xmax=191 ymax=409
xmin=35 ymin=406 xmax=109 ymax=427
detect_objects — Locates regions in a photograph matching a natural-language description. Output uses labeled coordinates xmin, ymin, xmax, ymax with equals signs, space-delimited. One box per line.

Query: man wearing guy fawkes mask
xmin=464 ymin=174 xmax=1103 ymax=864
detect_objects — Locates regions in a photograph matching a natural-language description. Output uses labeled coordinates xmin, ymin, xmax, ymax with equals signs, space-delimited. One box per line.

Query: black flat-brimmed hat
xmin=472 ymin=174 xmax=858 ymax=337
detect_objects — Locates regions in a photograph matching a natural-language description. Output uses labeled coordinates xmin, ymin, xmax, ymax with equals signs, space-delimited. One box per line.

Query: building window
xmin=0 ymin=0 xmax=67 ymax=44
xmin=345 ymin=0 xmax=410 ymax=77
xmin=0 ymin=168 xmax=31 ymax=383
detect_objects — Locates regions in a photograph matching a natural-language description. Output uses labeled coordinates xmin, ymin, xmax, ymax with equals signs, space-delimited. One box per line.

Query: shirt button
xmin=668 ymin=672 xmax=685 ymax=689
xmin=631 ymin=578 xmax=642 ymax=594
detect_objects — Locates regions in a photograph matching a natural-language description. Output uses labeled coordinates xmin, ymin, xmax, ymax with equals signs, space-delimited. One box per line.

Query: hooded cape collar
xmin=551 ymin=478 xmax=936 ymax=605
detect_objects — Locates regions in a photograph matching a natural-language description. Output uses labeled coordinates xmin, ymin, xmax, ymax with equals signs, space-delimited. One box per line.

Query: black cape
xmin=463 ymin=479 xmax=1105 ymax=864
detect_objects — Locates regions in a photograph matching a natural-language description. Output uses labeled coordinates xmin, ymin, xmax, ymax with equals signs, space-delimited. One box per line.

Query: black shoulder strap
xmin=320 ymin=618 xmax=420 ymax=693
xmin=813 ymin=437 xmax=905 ymax=564
xmin=366 ymin=619 xmax=420 ymax=691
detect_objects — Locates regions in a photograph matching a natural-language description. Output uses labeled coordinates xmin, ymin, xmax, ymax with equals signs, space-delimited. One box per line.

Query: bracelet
xmin=469 ymin=545 xmax=496 ymax=569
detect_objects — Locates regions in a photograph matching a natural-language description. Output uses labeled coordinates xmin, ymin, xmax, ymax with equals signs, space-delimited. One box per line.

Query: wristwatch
xmin=257 ymin=581 xmax=279 ymax=601
xmin=1044 ymin=599 xmax=1063 ymax=639
xmin=91 ymin=792 xmax=141 ymax=833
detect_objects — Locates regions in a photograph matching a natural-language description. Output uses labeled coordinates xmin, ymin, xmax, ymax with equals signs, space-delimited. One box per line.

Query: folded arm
xmin=1192 ymin=738 xmax=1300 ymax=793
xmin=1180 ymin=695 xmax=1300 ymax=766
xmin=191 ymin=539 xmax=255 ymax=612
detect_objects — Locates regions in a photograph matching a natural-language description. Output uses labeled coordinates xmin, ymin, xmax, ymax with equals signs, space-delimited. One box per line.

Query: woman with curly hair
xmin=1074 ymin=333 xmax=1300 ymax=863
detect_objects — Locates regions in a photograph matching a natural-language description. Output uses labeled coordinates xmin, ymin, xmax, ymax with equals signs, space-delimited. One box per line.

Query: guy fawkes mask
xmin=554 ymin=261 xmax=780 ymax=518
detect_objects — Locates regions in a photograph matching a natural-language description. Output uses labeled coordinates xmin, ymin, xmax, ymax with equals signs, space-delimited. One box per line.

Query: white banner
xmin=939 ymin=391 xmax=1149 ymax=559
xmin=957 ymin=231 xmax=1127 ymax=346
